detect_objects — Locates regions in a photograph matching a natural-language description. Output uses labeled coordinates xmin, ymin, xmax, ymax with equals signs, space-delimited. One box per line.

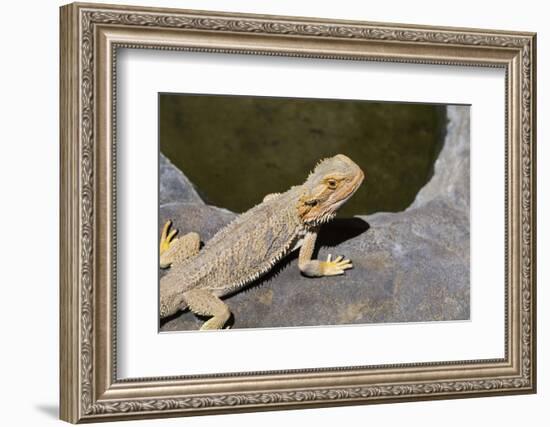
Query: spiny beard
xmin=304 ymin=211 xmax=337 ymax=227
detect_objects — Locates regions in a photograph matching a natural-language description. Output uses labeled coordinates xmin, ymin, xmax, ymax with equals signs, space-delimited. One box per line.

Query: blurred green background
xmin=159 ymin=94 xmax=446 ymax=216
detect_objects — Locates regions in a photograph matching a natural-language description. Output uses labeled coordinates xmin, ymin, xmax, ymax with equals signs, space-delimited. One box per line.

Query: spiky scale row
xmin=160 ymin=186 xmax=308 ymax=313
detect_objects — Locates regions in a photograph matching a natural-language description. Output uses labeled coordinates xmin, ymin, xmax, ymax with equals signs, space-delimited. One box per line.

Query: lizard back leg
xmin=183 ymin=289 xmax=232 ymax=330
xmin=160 ymin=220 xmax=200 ymax=268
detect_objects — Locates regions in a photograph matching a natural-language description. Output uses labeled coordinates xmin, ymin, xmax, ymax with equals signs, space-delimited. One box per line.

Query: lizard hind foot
xmin=183 ymin=289 xmax=232 ymax=331
xmin=201 ymin=315 xmax=232 ymax=330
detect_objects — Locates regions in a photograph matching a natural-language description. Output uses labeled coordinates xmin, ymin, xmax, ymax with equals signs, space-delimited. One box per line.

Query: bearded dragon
xmin=159 ymin=154 xmax=365 ymax=330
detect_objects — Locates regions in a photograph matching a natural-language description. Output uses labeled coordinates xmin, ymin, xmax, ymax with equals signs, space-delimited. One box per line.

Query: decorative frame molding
xmin=60 ymin=2 xmax=536 ymax=423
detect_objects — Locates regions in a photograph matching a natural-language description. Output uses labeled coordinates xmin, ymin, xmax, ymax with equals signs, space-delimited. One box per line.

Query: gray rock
xmin=159 ymin=202 xmax=235 ymax=244
xmin=410 ymin=106 xmax=470 ymax=213
xmin=159 ymin=105 xmax=470 ymax=330
xmin=159 ymin=153 xmax=203 ymax=205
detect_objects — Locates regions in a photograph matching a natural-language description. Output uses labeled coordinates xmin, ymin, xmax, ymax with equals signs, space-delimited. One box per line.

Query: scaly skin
xmin=159 ymin=154 xmax=365 ymax=330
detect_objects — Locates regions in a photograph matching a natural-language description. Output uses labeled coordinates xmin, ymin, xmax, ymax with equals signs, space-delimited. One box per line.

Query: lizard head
xmin=298 ymin=154 xmax=365 ymax=226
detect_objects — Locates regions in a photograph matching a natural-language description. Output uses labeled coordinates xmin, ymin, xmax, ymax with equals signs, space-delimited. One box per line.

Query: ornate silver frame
xmin=60 ymin=2 xmax=536 ymax=423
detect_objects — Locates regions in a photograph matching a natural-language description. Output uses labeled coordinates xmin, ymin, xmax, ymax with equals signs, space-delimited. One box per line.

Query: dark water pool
xmin=159 ymin=94 xmax=446 ymax=216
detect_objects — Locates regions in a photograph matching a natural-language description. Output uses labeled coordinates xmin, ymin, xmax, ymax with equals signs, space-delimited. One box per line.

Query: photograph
xmin=157 ymin=94 xmax=470 ymax=331
xmin=57 ymin=2 xmax=536 ymax=422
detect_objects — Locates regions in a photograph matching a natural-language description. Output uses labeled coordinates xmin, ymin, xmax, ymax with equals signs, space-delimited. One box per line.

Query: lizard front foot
xmin=320 ymin=254 xmax=353 ymax=276
xmin=160 ymin=220 xmax=200 ymax=268
xmin=160 ymin=220 xmax=178 ymax=255
xmin=299 ymin=253 xmax=353 ymax=277
xmin=160 ymin=220 xmax=179 ymax=268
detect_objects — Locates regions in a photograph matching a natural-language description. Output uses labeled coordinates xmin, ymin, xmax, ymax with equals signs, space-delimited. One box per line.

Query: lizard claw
xmin=322 ymin=253 xmax=353 ymax=276
xmin=160 ymin=220 xmax=179 ymax=256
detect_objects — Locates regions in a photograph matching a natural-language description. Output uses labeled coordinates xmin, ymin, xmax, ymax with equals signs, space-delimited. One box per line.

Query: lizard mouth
xmin=301 ymin=156 xmax=365 ymax=225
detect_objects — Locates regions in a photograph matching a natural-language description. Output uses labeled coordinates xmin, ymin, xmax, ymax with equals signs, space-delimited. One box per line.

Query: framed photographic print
xmin=59 ymin=2 xmax=537 ymax=423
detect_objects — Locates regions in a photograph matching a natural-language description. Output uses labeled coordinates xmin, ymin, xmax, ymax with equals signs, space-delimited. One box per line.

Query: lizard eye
xmin=327 ymin=179 xmax=337 ymax=189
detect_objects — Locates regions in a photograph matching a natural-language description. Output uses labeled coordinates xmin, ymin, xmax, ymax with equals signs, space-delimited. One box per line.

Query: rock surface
xmin=410 ymin=106 xmax=470 ymax=213
xmin=159 ymin=106 xmax=470 ymax=331
xmin=159 ymin=153 xmax=203 ymax=205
